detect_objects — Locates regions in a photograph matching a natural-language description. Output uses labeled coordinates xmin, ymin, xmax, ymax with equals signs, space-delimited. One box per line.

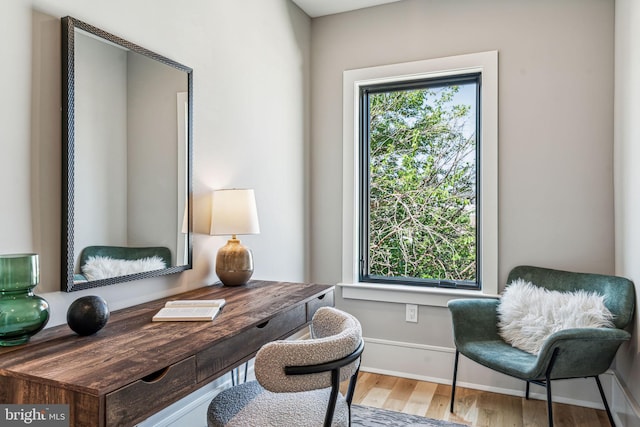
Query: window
xmin=359 ymin=74 xmax=480 ymax=289
xmin=341 ymin=51 xmax=498 ymax=304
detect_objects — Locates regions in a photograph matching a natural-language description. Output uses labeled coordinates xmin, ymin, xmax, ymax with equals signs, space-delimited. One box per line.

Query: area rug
xmin=351 ymin=404 xmax=467 ymax=427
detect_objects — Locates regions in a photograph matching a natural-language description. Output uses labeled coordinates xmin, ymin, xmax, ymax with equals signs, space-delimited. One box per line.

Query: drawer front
xmin=106 ymin=356 xmax=196 ymax=426
xmin=197 ymin=304 xmax=306 ymax=382
xmin=307 ymin=290 xmax=335 ymax=321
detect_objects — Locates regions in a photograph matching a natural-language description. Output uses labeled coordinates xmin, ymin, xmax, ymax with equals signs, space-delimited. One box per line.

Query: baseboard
xmin=359 ymin=336 xmax=619 ymax=410
xmin=611 ymin=371 xmax=640 ymax=426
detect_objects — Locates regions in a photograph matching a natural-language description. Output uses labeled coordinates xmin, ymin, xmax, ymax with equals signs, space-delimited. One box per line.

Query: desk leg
xmin=231 ymin=362 xmax=249 ymax=386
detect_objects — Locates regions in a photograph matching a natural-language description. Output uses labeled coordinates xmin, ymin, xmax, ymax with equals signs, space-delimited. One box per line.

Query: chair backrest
xmin=255 ymin=306 xmax=363 ymax=393
xmin=507 ymin=265 xmax=636 ymax=330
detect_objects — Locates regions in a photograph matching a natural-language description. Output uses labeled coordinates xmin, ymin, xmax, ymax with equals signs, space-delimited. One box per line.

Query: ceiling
xmin=291 ymin=0 xmax=404 ymax=18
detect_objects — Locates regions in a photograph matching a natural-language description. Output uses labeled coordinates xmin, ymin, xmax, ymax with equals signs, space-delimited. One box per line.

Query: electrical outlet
xmin=406 ymin=304 xmax=418 ymax=323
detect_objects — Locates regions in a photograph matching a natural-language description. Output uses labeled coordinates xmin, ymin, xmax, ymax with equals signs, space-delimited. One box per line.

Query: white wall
xmin=309 ymin=0 xmax=617 ymax=407
xmin=614 ymin=0 xmax=640 ymax=420
xmin=0 ymin=0 xmax=310 ymax=326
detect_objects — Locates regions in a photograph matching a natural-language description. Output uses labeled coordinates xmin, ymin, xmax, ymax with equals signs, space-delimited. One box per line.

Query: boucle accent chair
xmin=207 ymin=307 xmax=364 ymax=427
xmin=448 ymin=265 xmax=635 ymax=427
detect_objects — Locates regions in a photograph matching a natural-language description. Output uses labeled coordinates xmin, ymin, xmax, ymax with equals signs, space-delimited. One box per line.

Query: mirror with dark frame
xmin=61 ymin=16 xmax=193 ymax=292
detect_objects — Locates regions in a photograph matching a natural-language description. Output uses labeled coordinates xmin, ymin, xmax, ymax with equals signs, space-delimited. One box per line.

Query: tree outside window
xmin=359 ymin=74 xmax=480 ymax=288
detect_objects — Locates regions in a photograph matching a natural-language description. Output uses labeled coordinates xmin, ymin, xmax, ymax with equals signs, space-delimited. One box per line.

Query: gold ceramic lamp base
xmin=215 ymin=237 xmax=254 ymax=286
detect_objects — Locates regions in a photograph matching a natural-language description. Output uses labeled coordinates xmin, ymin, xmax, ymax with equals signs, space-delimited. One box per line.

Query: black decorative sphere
xmin=67 ymin=295 xmax=110 ymax=336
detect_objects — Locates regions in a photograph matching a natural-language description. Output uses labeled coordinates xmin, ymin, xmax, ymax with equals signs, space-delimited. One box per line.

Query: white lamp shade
xmin=210 ymin=189 xmax=260 ymax=236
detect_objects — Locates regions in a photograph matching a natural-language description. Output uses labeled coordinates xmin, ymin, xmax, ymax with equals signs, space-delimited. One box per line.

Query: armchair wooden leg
xmin=525 ymin=381 xmax=530 ymax=399
xmin=595 ymin=376 xmax=616 ymax=427
xmin=450 ymin=350 xmax=459 ymax=413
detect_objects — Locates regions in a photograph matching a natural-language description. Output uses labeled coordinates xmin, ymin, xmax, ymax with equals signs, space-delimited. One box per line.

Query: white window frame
xmin=340 ymin=51 xmax=499 ymax=307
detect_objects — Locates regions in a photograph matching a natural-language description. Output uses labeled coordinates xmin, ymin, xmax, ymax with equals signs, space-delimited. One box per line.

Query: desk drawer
xmin=307 ymin=290 xmax=334 ymax=321
xmin=197 ymin=305 xmax=306 ymax=382
xmin=106 ymin=356 xmax=196 ymax=426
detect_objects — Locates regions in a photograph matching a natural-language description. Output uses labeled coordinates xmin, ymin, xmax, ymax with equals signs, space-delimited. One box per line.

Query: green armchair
xmin=448 ymin=265 xmax=635 ymax=427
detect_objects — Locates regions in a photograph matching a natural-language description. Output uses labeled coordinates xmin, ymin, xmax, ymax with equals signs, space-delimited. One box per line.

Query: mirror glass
xmin=61 ymin=16 xmax=192 ymax=292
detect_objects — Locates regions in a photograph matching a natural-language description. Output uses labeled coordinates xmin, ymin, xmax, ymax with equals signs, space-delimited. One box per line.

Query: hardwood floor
xmin=345 ymin=372 xmax=611 ymax=427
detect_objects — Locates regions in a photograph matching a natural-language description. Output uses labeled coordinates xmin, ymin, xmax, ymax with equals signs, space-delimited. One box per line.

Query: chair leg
xmin=345 ymin=366 xmax=361 ymax=427
xmin=545 ymin=376 xmax=554 ymax=427
xmin=525 ymin=381 xmax=530 ymax=399
xmin=595 ymin=376 xmax=616 ymax=427
xmin=345 ymin=366 xmax=360 ymax=406
xmin=450 ymin=350 xmax=459 ymax=413
xmin=543 ymin=347 xmax=560 ymax=427
xmin=323 ymin=369 xmax=341 ymax=427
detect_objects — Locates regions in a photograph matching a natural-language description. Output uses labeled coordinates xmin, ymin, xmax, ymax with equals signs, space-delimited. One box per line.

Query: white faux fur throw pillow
xmin=82 ymin=255 xmax=166 ymax=281
xmin=497 ymin=279 xmax=614 ymax=355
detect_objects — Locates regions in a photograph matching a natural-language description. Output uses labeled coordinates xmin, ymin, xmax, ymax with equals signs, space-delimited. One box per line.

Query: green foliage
xmin=367 ymin=85 xmax=476 ymax=282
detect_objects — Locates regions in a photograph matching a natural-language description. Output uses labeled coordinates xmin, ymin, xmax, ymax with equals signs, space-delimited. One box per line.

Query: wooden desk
xmin=0 ymin=281 xmax=334 ymax=427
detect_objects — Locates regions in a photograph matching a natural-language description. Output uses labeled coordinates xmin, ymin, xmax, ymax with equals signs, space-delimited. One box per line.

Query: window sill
xmin=337 ymin=282 xmax=499 ymax=308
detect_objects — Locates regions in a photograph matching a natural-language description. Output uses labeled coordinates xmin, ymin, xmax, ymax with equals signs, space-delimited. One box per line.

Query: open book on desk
xmin=152 ymin=299 xmax=226 ymax=322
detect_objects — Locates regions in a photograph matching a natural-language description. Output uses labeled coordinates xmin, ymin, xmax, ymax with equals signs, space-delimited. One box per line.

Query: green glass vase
xmin=0 ymin=253 xmax=50 ymax=346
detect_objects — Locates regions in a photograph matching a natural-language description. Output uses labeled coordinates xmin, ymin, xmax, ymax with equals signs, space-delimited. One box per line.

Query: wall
xmin=1 ymin=0 xmax=310 ymax=328
xmin=310 ymin=0 xmax=617 ymax=407
xmin=614 ymin=0 xmax=640 ymax=422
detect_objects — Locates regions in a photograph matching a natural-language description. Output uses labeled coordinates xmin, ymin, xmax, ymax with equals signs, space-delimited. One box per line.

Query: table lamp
xmin=210 ymin=189 xmax=260 ymax=286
